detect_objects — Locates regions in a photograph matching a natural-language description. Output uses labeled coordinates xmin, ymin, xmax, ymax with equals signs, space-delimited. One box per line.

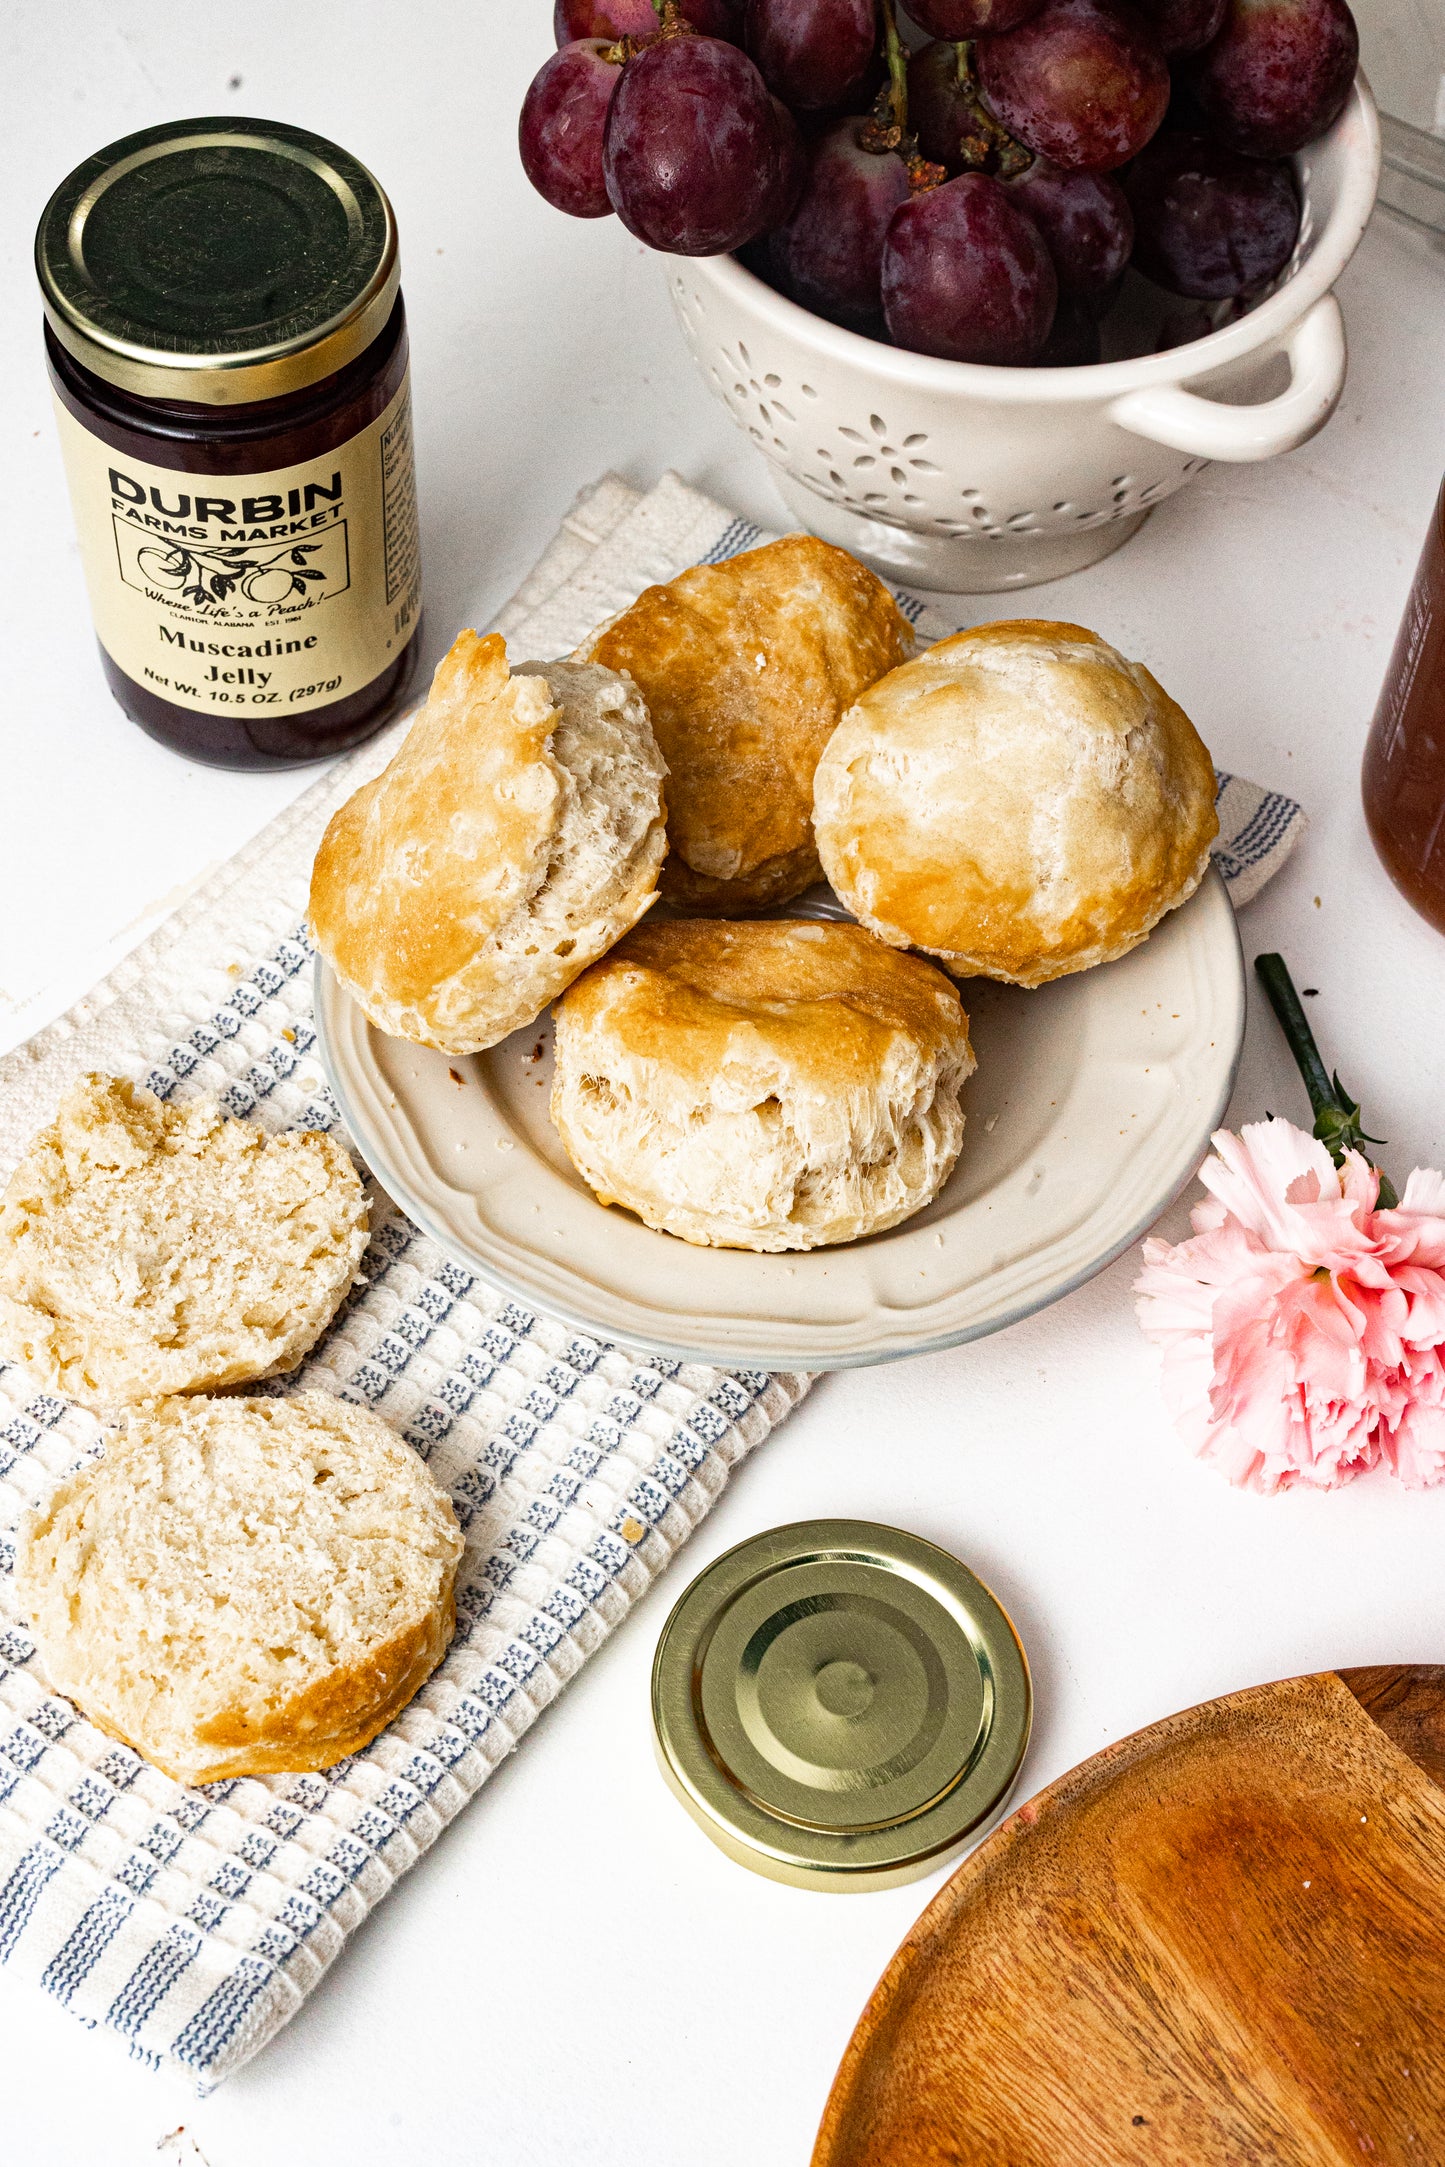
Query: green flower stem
xmin=1254 ymin=953 xmax=1334 ymax=1119
xmin=1254 ymin=952 xmax=1398 ymax=1207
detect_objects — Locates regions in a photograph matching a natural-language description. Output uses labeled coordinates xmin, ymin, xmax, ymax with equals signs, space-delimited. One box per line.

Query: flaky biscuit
xmin=575 ymin=536 xmax=913 ymax=914
xmin=551 ymin=918 xmax=975 ymax=1251
xmin=15 ymin=1393 xmax=464 ymax=1784
xmin=0 ymin=1075 xmax=368 ymax=1410
xmin=309 ymin=632 xmax=667 ymax=1052
xmin=813 ymin=620 xmax=1219 ymax=987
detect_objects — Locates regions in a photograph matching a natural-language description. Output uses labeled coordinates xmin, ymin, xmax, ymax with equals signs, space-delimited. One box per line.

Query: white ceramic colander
xmin=668 ymin=77 xmax=1381 ymax=592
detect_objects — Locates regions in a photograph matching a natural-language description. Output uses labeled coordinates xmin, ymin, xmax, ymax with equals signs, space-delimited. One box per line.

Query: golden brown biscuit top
xmin=578 ymin=536 xmax=913 ymax=891
xmin=309 ymin=631 xmax=561 ymax=1007
xmin=814 ymin=619 xmax=1218 ymax=980
xmin=556 ymin=918 xmax=969 ymax=1095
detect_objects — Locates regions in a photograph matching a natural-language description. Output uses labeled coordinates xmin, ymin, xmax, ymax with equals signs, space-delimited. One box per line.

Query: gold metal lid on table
xmin=651 ymin=1520 xmax=1031 ymax=1892
xmin=36 ymin=116 xmax=398 ymax=404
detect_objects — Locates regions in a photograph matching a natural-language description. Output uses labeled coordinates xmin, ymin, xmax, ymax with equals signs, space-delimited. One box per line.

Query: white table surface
xmin=6 ymin=6 xmax=1445 ymax=2161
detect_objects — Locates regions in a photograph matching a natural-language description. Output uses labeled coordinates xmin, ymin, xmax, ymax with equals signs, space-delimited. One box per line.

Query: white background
xmin=4 ymin=6 xmax=1445 ymax=2164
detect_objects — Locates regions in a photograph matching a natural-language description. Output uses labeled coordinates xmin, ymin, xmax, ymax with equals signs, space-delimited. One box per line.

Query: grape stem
xmin=854 ymin=0 xmax=945 ymax=190
xmin=860 ymin=0 xmax=909 ymax=153
xmin=949 ymin=38 xmax=1033 ymax=179
xmin=880 ymin=0 xmax=907 ymax=137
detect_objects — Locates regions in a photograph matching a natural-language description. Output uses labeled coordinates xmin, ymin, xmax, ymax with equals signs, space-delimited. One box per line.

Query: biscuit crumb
xmin=157 ymin=2129 xmax=212 ymax=2164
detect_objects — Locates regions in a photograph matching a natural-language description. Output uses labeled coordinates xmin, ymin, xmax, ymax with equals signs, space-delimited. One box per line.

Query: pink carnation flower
xmin=1135 ymin=1117 xmax=1445 ymax=1494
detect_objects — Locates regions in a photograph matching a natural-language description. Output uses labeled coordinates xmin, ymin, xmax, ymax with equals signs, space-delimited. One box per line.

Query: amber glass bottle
xmin=1362 ymin=477 xmax=1445 ymax=933
xmin=37 ymin=118 xmax=422 ymax=770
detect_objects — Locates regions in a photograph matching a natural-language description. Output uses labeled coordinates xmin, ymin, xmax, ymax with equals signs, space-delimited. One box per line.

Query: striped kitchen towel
xmin=0 ymin=471 xmax=1302 ymax=2092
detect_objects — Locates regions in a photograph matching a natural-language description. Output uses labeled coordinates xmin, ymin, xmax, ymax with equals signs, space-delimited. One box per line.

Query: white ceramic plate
xmin=313 ymin=867 xmax=1244 ymax=1370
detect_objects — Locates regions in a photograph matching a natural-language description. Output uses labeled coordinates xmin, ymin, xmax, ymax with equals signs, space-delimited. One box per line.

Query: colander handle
xmin=1105 ymin=295 xmax=1346 ymax=464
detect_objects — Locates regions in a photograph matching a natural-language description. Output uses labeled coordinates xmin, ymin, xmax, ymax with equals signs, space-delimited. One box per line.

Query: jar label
xmin=53 ymin=372 xmax=421 ymax=719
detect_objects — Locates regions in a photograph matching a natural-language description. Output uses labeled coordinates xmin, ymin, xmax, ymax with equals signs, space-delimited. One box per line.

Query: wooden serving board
xmin=814 ymin=1667 xmax=1445 ymax=2166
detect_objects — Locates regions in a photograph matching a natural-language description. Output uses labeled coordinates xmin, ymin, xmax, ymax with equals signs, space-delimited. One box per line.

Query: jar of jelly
xmin=37 ymin=117 xmax=422 ymax=770
xmin=1362 ymin=475 xmax=1445 ymax=934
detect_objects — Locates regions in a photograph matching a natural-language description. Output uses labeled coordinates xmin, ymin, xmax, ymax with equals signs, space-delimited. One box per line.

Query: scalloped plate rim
xmin=312 ymin=869 xmax=1245 ymax=1370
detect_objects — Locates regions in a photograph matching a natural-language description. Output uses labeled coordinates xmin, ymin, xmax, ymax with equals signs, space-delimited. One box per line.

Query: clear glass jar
xmin=37 ymin=117 xmax=422 ymax=771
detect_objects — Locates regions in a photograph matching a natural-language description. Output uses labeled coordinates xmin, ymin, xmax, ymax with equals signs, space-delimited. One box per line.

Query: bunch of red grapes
xmin=519 ymin=0 xmax=1359 ymax=367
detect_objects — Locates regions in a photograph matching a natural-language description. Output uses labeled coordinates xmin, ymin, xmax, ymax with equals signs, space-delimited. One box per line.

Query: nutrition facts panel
xmin=381 ymin=385 xmax=421 ymax=625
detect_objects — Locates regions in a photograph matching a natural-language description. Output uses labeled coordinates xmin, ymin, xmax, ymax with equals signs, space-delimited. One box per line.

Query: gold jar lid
xmin=36 ymin=116 xmax=398 ymax=405
xmin=652 ymin=1520 xmax=1031 ymax=1892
